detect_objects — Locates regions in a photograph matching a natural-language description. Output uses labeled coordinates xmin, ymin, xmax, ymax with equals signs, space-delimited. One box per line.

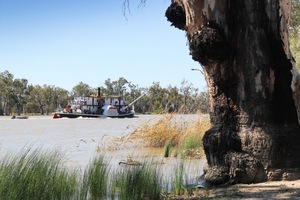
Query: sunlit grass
xmin=132 ymin=115 xmax=183 ymax=148
xmin=97 ymin=114 xmax=210 ymax=159
xmin=128 ymin=114 xmax=210 ymax=158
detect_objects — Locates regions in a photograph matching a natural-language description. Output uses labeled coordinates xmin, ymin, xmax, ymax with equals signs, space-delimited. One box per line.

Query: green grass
xmin=0 ymin=146 xmax=203 ymax=199
xmin=172 ymin=161 xmax=185 ymax=196
xmin=114 ymin=161 xmax=163 ymax=200
xmin=84 ymin=155 xmax=109 ymax=199
xmin=179 ymin=133 xmax=203 ymax=158
xmin=164 ymin=139 xmax=173 ymax=158
xmin=0 ymin=147 xmax=79 ymax=200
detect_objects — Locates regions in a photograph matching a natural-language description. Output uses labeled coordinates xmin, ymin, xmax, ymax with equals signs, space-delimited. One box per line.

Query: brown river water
xmin=0 ymin=114 xmax=206 ymax=184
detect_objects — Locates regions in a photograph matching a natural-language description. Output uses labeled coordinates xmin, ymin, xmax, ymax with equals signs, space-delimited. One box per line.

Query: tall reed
xmin=114 ymin=161 xmax=163 ymax=200
xmin=172 ymin=161 xmax=185 ymax=196
xmin=164 ymin=139 xmax=172 ymax=158
xmin=0 ymin=147 xmax=79 ymax=200
xmin=81 ymin=155 xmax=109 ymax=199
xmin=0 ymin=149 xmax=203 ymax=199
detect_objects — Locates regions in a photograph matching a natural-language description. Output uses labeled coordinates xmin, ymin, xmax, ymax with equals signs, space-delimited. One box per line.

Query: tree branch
xmin=122 ymin=0 xmax=147 ymax=20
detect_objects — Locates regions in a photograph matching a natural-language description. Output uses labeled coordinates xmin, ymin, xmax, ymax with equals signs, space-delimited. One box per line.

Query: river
xmin=0 ymin=114 xmax=206 ymax=183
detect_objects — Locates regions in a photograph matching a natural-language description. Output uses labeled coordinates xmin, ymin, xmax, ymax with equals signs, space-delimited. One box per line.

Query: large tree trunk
xmin=166 ymin=0 xmax=300 ymax=184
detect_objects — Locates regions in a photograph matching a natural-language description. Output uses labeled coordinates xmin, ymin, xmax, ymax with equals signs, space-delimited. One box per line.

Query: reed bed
xmin=0 ymin=147 xmax=207 ymax=200
xmin=0 ymin=147 xmax=79 ymax=200
xmin=81 ymin=155 xmax=110 ymax=199
xmin=112 ymin=161 xmax=162 ymax=200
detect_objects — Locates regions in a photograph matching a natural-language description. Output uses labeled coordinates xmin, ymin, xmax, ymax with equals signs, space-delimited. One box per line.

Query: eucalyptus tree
xmin=127 ymin=82 xmax=139 ymax=102
xmin=178 ymin=80 xmax=206 ymax=113
xmin=29 ymin=85 xmax=45 ymax=114
xmin=198 ymin=90 xmax=209 ymax=114
xmin=127 ymin=83 xmax=146 ymax=113
xmin=11 ymin=78 xmax=29 ymax=114
xmin=166 ymin=0 xmax=300 ymax=184
xmin=71 ymin=82 xmax=93 ymax=97
xmin=148 ymin=82 xmax=168 ymax=113
xmin=189 ymin=87 xmax=200 ymax=113
xmin=42 ymin=85 xmax=57 ymax=115
xmin=166 ymin=85 xmax=180 ymax=112
xmin=112 ymin=77 xmax=129 ymax=96
xmin=53 ymin=87 xmax=69 ymax=109
xmin=0 ymin=72 xmax=29 ymax=115
xmin=101 ymin=78 xmax=114 ymax=96
xmin=0 ymin=71 xmax=13 ymax=115
xmin=179 ymin=79 xmax=193 ymax=113
xmin=100 ymin=77 xmax=129 ymax=96
xmin=25 ymin=84 xmax=68 ymax=114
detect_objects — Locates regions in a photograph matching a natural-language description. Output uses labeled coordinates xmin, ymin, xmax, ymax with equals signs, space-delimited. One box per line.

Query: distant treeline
xmin=0 ymin=70 xmax=209 ymax=115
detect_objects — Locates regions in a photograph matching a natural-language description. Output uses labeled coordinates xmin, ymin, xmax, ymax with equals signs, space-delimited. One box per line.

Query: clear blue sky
xmin=0 ymin=0 xmax=206 ymax=91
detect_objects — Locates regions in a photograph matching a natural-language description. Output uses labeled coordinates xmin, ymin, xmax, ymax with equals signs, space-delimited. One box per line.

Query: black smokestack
xmin=97 ymin=87 xmax=100 ymax=97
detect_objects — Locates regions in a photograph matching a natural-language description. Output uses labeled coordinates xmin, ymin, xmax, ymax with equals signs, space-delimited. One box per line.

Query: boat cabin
xmin=65 ymin=95 xmax=127 ymax=115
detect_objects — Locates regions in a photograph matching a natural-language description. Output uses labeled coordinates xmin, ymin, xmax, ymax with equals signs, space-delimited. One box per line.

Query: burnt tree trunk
xmin=166 ymin=0 xmax=300 ymax=184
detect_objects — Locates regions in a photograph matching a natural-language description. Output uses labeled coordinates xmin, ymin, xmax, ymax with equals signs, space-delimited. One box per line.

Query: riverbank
xmin=172 ymin=180 xmax=300 ymax=199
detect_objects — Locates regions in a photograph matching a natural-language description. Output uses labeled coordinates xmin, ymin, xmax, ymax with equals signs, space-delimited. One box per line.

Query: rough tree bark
xmin=166 ymin=0 xmax=300 ymax=185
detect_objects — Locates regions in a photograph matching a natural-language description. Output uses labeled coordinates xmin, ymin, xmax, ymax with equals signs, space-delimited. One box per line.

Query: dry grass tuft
xmin=129 ymin=114 xmax=211 ymax=152
xmin=97 ymin=114 xmax=211 ymax=158
xmin=178 ymin=115 xmax=211 ymax=157
xmin=133 ymin=115 xmax=183 ymax=148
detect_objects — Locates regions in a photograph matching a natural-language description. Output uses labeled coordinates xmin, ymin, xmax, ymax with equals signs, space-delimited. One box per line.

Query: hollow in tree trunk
xmin=166 ymin=0 xmax=300 ymax=184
